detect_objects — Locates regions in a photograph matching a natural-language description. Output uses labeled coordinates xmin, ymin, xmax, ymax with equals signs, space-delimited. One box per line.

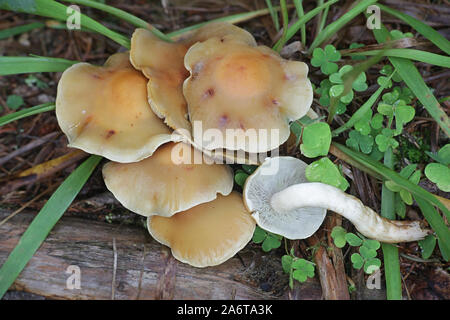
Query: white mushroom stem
xmin=270 ymin=182 xmax=430 ymax=243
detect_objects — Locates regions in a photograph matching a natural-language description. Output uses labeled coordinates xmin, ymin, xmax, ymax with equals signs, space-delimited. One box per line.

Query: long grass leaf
xmin=415 ymin=197 xmax=450 ymax=261
xmin=293 ymin=0 xmax=306 ymax=46
xmin=381 ymin=148 xmax=402 ymax=300
xmin=265 ymin=0 xmax=280 ymax=31
xmin=0 ymin=155 xmax=102 ymax=298
xmin=308 ymin=0 xmax=378 ymax=53
xmin=0 ymin=56 xmax=77 ymax=75
xmin=343 ymin=48 xmax=450 ymax=68
xmin=168 ymin=6 xmax=284 ymax=39
xmin=0 ymin=103 xmax=55 ymax=127
xmin=0 ymin=22 xmax=44 ymax=40
xmin=0 ymin=0 xmax=130 ymax=48
xmin=378 ymin=4 xmax=450 ymax=55
xmin=59 ymin=0 xmax=172 ymax=42
xmin=272 ymin=0 xmax=338 ymax=51
xmin=274 ymin=0 xmax=289 ymax=52
xmin=372 ymin=25 xmax=450 ymax=137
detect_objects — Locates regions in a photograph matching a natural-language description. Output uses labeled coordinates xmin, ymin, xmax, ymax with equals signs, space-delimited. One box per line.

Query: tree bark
xmin=0 ymin=209 xmax=322 ymax=300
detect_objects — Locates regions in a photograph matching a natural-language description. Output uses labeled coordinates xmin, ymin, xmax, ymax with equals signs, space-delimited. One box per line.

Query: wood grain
xmin=0 ymin=209 xmax=322 ymax=300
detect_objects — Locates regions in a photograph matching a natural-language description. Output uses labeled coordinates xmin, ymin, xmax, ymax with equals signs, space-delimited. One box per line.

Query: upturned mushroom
xmin=244 ymin=156 xmax=430 ymax=243
xmin=147 ymin=192 xmax=255 ymax=267
xmin=56 ymin=52 xmax=174 ymax=163
xmin=130 ymin=22 xmax=256 ymax=132
xmin=103 ymin=142 xmax=234 ymax=217
xmin=183 ymin=37 xmax=313 ymax=153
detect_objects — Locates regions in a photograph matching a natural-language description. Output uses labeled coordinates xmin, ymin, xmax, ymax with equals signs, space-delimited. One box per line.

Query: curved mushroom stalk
xmin=270 ymin=182 xmax=430 ymax=243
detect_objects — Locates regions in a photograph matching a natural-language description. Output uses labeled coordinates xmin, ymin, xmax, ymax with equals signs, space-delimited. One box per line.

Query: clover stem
xmin=270 ymin=182 xmax=430 ymax=243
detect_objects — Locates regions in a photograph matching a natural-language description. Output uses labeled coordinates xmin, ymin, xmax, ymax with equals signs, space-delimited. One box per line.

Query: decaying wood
xmin=307 ymin=232 xmax=350 ymax=300
xmin=0 ymin=209 xmax=322 ymax=300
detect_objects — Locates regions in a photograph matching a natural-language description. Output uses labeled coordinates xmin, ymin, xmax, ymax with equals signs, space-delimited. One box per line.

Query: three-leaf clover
xmin=311 ymin=44 xmax=341 ymax=75
xmin=300 ymin=122 xmax=331 ymax=158
xmin=305 ymin=157 xmax=349 ymax=191
xmin=252 ymin=226 xmax=282 ymax=252
xmin=282 ymin=251 xmax=315 ymax=288
xmin=375 ymin=128 xmax=399 ymax=152
xmin=346 ymin=130 xmax=374 ymax=154
xmin=329 ymin=65 xmax=367 ymax=104
xmin=425 ymin=163 xmax=450 ymax=192
xmin=385 ymin=164 xmax=421 ymax=217
xmin=424 ymin=144 xmax=450 ymax=192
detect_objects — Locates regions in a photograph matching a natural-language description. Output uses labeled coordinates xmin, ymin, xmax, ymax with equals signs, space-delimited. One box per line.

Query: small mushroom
xmin=244 ymin=157 xmax=430 ymax=243
xmin=183 ymin=38 xmax=313 ymax=153
xmin=103 ymin=142 xmax=234 ymax=217
xmin=243 ymin=156 xmax=326 ymax=239
xmin=56 ymin=52 xmax=173 ymax=163
xmin=130 ymin=22 xmax=256 ymax=132
xmin=147 ymin=192 xmax=255 ymax=267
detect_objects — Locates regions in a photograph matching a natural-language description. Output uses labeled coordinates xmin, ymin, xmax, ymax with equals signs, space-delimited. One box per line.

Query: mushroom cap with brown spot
xmin=129 ymin=22 xmax=256 ymax=132
xmin=147 ymin=192 xmax=256 ymax=267
xmin=103 ymin=142 xmax=234 ymax=217
xmin=183 ymin=39 xmax=313 ymax=153
xmin=56 ymin=52 xmax=174 ymax=163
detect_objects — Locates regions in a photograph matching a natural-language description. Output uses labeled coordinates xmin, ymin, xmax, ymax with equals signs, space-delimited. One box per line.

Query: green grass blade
xmin=308 ymin=0 xmax=378 ymax=53
xmin=274 ymin=0 xmax=289 ymax=52
xmin=0 ymin=0 xmax=130 ymax=48
xmin=167 ymin=6 xmax=283 ymax=39
xmin=0 ymin=155 xmax=102 ymax=298
xmin=0 ymin=22 xmax=44 ymax=40
xmin=372 ymin=25 xmax=450 ymax=137
xmin=343 ymin=49 xmax=450 ymax=68
xmin=0 ymin=103 xmax=55 ymax=127
xmin=381 ymin=148 xmax=402 ymax=300
xmin=415 ymin=197 xmax=450 ymax=261
xmin=0 ymin=56 xmax=77 ymax=75
xmin=272 ymin=0 xmax=338 ymax=51
xmin=59 ymin=0 xmax=172 ymax=42
xmin=265 ymin=0 xmax=280 ymax=31
xmin=293 ymin=0 xmax=306 ymax=46
xmin=332 ymin=143 xmax=450 ymax=218
xmin=378 ymin=4 xmax=450 ymax=55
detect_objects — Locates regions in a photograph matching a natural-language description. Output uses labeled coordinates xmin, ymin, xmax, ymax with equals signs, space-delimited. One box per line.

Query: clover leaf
xmin=292 ymin=259 xmax=315 ymax=283
xmin=354 ymin=109 xmax=373 ymax=135
xmin=306 ymin=157 xmax=349 ymax=191
xmin=311 ymin=44 xmax=341 ymax=75
xmin=385 ymin=165 xmax=421 ymax=216
xmin=426 ymin=144 xmax=450 ymax=165
xmin=300 ymin=122 xmax=331 ymax=158
xmin=346 ymin=130 xmax=374 ymax=154
xmin=364 ymin=258 xmax=382 ymax=275
xmin=375 ymin=128 xmax=399 ymax=152
xmin=345 ymin=233 xmax=363 ymax=246
xmin=351 ymin=253 xmax=364 ymax=269
xmin=390 ymin=30 xmax=413 ymax=40
xmin=419 ymin=235 xmax=437 ymax=260
xmin=234 ymin=169 xmax=249 ymax=187
xmin=253 ymin=227 xmax=282 ymax=252
xmin=424 ymin=163 xmax=450 ymax=192
xmin=331 ymin=226 xmax=347 ymax=248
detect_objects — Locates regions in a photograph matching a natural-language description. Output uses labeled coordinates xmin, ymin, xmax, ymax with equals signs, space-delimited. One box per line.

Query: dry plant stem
xmin=271 ymin=183 xmax=429 ymax=243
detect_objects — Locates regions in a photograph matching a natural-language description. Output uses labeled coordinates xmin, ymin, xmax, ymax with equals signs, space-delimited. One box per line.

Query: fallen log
xmin=0 ymin=209 xmax=322 ymax=300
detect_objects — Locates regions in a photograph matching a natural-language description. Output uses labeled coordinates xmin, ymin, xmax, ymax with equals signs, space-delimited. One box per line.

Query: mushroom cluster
xmin=55 ymin=22 xmax=314 ymax=267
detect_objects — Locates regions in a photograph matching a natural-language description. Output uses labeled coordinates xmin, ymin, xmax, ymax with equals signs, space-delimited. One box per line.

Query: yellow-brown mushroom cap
xmin=183 ymin=38 xmax=313 ymax=153
xmin=55 ymin=52 xmax=173 ymax=163
xmin=103 ymin=142 xmax=234 ymax=217
xmin=147 ymin=192 xmax=256 ymax=267
xmin=129 ymin=22 xmax=256 ymax=133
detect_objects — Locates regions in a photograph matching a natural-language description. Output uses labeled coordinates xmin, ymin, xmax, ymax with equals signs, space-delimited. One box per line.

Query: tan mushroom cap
xmin=103 ymin=142 xmax=234 ymax=217
xmin=55 ymin=52 xmax=173 ymax=163
xmin=183 ymin=38 xmax=313 ymax=153
xmin=130 ymin=22 xmax=256 ymax=132
xmin=147 ymin=192 xmax=256 ymax=267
